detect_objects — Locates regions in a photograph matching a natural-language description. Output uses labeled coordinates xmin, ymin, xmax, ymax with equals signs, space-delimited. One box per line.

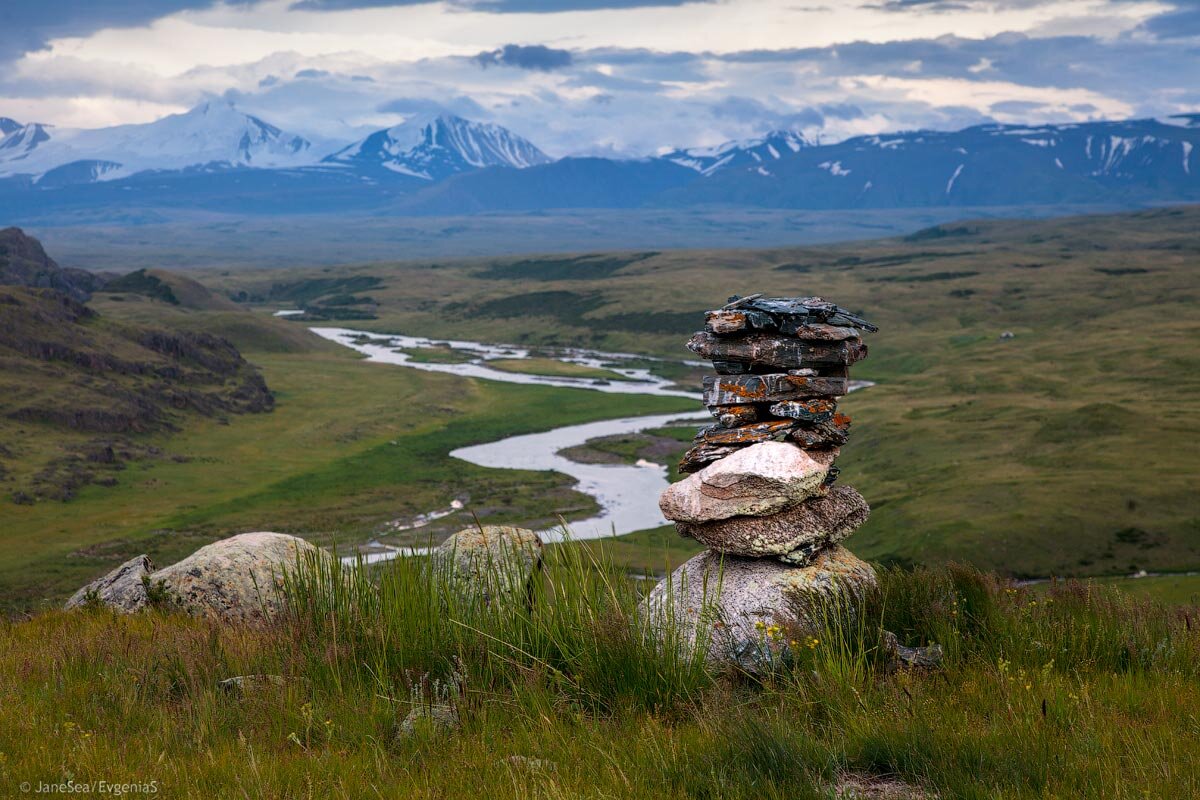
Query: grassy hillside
xmin=0 ymin=286 xmax=275 ymax=502
xmin=207 ymin=206 xmax=1200 ymax=579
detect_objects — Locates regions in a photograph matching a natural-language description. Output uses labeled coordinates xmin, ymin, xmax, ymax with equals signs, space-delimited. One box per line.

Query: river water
xmin=310 ymin=326 xmax=865 ymax=563
xmin=310 ymin=327 xmax=707 ymax=562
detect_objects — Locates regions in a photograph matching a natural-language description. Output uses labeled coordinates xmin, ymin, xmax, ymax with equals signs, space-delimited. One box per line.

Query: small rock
xmin=435 ymin=525 xmax=543 ymax=605
xmin=882 ymin=631 xmax=944 ymax=670
xmin=833 ymin=772 xmax=933 ymax=799
xmin=396 ymin=703 xmax=460 ymax=739
xmin=501 ymin=756 xmax=557 ymax=772
xmin=149 ymin=532 xmax=332 ymax=623
xmin=218 ymin=674 xmax=287 ymax=693
xmin=64 ymin=554 xmax=154 ymax=613
xmin=659 ymin=441 xmax=834 ymax=524
xmin=641 ymin=546 xmax=877 ymax=670
xmin=674 ymin=485 xmax=869 ymax=563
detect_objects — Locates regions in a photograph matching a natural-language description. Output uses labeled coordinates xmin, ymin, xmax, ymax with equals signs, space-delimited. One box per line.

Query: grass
xmin=397 ymin=345 xmax=477 ymax=364
xmin=3 ymin=552 xmax=1198 ymax=798
xmin=487 ymin=357 xmax=634 ymax=381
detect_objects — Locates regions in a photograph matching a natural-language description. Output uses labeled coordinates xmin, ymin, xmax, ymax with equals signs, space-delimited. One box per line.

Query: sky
xmin=1 ymin=0 xmax=1197 ymax=156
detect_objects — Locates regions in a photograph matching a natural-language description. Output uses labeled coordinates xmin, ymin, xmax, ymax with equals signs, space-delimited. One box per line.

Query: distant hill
xmin=0 ymin=285 xmax=274 ymax=502
xmin=0 ymin=230 xmax=284 ymax=503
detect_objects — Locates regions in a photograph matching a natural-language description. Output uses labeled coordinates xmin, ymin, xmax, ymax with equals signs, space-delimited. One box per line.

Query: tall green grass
xmin=2 ymin=553 xmax=1198 ymax=798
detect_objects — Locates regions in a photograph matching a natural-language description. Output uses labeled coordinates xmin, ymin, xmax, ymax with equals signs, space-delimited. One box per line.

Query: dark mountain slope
xmin=393 ymin=157 xmax=699 ymax=214
xmin=0 ymin=227 xmax=108 ymax=301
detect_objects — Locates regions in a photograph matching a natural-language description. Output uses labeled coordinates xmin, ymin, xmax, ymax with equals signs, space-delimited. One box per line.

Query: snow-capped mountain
xmin=0 ymin=123 xmax=53 ymax=162
xmin=0 ymin=118 xmax=22 ymax=136
xmin=0 ymin=101 xmax=317 ymax=182
xmin=662 ymin=130 xmax=811 ymax=176
xmin=322 ymin=114 xmax=551 ymax=180
xmin=0 ymin=113 xmax=1196 ymax=216
xmin=665 ymin=117 xmax=1200 ymax=208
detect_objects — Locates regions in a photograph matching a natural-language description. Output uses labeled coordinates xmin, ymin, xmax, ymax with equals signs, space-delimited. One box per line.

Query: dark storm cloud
xmin=474 ymin=44 xmax=574 ymax=71
xmin=0 ymin=1 xmax=253 ymax=60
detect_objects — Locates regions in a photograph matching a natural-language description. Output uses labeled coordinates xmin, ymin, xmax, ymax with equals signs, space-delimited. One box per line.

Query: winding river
xmin=310 ymin=326 xmax=864 ymax=563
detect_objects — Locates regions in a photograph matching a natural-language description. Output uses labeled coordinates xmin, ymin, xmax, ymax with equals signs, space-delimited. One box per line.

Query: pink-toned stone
xmin=658 ymin=441 xmax=835 ymax=524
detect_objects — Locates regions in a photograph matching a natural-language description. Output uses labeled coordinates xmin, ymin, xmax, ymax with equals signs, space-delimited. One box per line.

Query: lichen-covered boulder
xmin=640 ymin=546 xmax=877 ymax=670
xmin=659 ymin=441 xmax=834 ymax=524
xmin=434 ymin=525 xmax=543 ymax=605
xmin=64 ymin=555 xmax=155 ymax=613
xmin=674 ymin=485 xmax=869 ymax=564
xmin=149 ymin=532 xmax=330 ymax=623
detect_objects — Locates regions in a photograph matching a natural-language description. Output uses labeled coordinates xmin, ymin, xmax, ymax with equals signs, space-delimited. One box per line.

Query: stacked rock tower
xmin=647 ymin=295 xmax=880 ymax=666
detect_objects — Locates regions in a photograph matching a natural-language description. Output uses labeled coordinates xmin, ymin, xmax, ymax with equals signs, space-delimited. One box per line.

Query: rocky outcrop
xmin=0 ymin=227 xmax=107 ymax=302
xmin=434 ymin=525 xmax=543 ymax=605
xmin=641 ymin=546 xmax=877 ymax=669
xmin=674 ymin=485 xmax=869 ymax=563
xmin=63 ymin=554 xmax=154 ymax=612
xmin=658 ymin=441 xmax=834 ymax=524
xmin=148 ymin=532 xmax=330 ymax=623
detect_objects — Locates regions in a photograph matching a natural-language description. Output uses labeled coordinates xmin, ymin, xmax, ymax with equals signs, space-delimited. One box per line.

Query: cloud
xmin=377 ymin=95 xmax=489 ymax=117
xmin=291 ymin=0 xmax=710 ymax=10
xmin=474 ymin=44 xmax=574 ymax=71
xmin=295 ymin=68 xmax=332 ymax=79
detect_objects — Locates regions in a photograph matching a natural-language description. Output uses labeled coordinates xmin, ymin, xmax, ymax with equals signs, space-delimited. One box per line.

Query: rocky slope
xmin=0 ymin=232 xmax=275 ymax=502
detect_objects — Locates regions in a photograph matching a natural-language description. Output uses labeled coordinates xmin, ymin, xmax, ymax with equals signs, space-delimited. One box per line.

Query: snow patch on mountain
xmin=0 ymin=101 xmax=316 ymax=181
xmin=663 ymin=130 xmax=810 ymax=176
xmin=322 ymin=114 xmax=550 ymax=180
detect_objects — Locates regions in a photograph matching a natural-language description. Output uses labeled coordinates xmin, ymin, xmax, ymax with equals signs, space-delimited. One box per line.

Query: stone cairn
xmin=646 ymin=294 xmax=880 ymax=668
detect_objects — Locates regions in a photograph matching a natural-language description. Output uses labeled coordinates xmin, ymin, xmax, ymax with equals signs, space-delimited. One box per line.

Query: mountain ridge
xmin=0 ymin=108 xmax=1197 ymax=214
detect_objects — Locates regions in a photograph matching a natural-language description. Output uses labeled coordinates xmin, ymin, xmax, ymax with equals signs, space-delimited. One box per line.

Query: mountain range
xmin=0 ymin=101 xmax=1197 ymax=218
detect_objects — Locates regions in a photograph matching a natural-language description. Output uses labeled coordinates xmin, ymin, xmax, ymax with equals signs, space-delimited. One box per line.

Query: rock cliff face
xmin=0 ymin=232 xmax=275 ymax=502
xmin=0 ymin=227 xmax=107 ymax=301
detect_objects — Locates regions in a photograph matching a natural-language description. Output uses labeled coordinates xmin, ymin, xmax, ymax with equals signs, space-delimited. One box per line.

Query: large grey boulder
xmin=64 ymin=554 xmax=155 ymax=613
xmin=149 ymin=532 xmax=330 ymax=623
xmin=674 ymin=485 xmax=869 ymax=564
xmin=659 ymin=441 xmax=834 ymax=524
xmin=434 ymin=525 xmax=543 ymax=605
xmin=641 ymin=545 xmax=877 ymax=670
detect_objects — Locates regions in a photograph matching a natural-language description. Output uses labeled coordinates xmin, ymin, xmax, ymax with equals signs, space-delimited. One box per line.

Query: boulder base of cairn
xmin=149 ymin=532 xmax=331 ymax=623
xmin=434 ymin=525 xmax=543 ymax=605
xmin=63 ymin=554 xmax=155 ymax=613
xmin=641 ymin=546 xmax=877 ymax=669
xmin=659 ymin=441 xmax=835 ymax=524
xmin=674 ymin=485 xmax=869 ymax=563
